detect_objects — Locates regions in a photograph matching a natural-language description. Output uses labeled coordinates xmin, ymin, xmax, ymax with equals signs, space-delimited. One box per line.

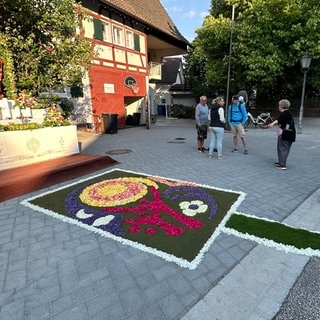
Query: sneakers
xmin=274 ymin=162 xmax=287 ymax=169
xmin=276 ymin=165 xmax=287 ymax=170
xmin=198 ymin=148 xmax=204 ymax=153
xmin=232 ymin=148 xmax=248 ymax=155
xmin=218 ymin=156 xmax=223 ymax=160
xmin=202 ymin=147 xmax=209 ymax=152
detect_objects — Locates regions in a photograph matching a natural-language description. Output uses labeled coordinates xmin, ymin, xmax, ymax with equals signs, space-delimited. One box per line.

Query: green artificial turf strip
xmin=226 ymin=214 xmax=320 ymax=250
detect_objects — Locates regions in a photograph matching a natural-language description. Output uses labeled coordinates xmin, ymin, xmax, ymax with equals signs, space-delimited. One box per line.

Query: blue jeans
xmin=209 ymin=127 xmax=224 ymax=157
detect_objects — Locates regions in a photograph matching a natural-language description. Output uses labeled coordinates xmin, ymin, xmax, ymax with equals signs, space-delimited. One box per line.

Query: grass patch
xmin=226 ymin=214 xmax=320 ymax=250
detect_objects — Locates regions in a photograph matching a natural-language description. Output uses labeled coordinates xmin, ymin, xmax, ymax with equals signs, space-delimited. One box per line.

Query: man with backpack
xmin=227 ymin=95 xmax=249 ymax=154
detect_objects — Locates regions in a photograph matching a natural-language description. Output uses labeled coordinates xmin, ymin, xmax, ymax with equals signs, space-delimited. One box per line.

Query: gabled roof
xmin=161 ymin=57 xmax=182 ymax=84
xmin=100 ymin=0 xmax=189 ymax=46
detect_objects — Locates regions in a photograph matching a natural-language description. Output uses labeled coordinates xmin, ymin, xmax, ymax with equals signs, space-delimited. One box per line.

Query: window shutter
xmin=133 ymin=34 xmax=140 ymax=52
xmin=93 ymin=18 xmax=103 ymax=40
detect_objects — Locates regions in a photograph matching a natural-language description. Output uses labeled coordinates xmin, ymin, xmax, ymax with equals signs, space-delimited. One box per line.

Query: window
xmin=102 ymin=23 xmax=110 ymax=42
xmin=125 ymin=30 xmax=134 ymax=49
xmin=93 ymin=18 xmax=110 ymax=42
xmin=133 ymin=34 xmax=140 ymax=52
xmin=70 ymin=86 xmax=83 ymax=98
xmin=93 ymin=18 xmax=103 ymax=41
xmin=112 ymin=25 xmax=123 ymax=45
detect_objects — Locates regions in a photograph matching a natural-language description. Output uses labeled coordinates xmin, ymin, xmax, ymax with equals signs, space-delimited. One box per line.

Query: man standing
xmin=227 ymin=95 xmax=248 ymax=154
xmin=195 ymin=96 xmax=209 ymax=152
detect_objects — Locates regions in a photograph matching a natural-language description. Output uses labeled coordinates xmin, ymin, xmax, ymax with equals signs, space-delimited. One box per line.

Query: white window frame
xmin=112 ymin=25 xmax=123 ymax=46
xmin=125 ymin=30 xmax=134 ymax=49
xmin=102 ymin=22 xmax=110 ymax=42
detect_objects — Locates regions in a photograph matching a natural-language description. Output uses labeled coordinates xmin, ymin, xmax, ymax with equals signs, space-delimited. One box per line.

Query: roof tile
xmin=101 ymin=0 xmax=188 ymax=44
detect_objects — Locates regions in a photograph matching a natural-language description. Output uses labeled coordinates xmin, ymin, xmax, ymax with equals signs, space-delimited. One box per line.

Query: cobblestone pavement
xmin=0 ymin=117 xmax=319 ymax=320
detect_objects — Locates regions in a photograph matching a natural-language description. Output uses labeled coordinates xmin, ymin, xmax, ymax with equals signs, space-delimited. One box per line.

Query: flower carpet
xmin=21 ymin=169 xmax=320 ymax=269
xmin=21 ymin=169 xmax=244 ymax=269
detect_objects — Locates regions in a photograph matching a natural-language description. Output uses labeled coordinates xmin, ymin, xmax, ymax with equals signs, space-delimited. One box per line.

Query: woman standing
xmin=268 ymin=99 xmax=296 ymax=170
xmin=208 ymin=96 xmax=226 ymax=159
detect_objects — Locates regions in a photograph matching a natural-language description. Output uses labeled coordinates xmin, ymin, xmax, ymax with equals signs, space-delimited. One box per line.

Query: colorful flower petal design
xmin=79 ymin=177 xmax=158 ymax=207
xmin=65 ymin=182 xmax=125 ymax=237
xmin=180 ymin=200 xmax=208 ymax=216
xmin=76 ymin=209 xmax=93 ymax=219
xmin=92 ymin=215 xmax=115 ymax=227
xmin=163 ymin=185 xmax=218 ymax=219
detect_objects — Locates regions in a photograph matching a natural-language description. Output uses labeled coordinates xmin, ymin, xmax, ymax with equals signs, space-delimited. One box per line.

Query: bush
xmin=0 ymin=122 xmax=42 ymax=131
xmin=170 ymin=104 xmax=193 ymax=118
xmin=59 ymin=98 xmax=74 ymax=119
xmin=0 ymin=121 xmax=72 ymax=131
xmin=36 ymin=95 xmax=61 ymax=109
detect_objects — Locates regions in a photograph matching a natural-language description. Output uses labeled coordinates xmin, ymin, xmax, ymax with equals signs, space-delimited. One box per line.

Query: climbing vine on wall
xmin=0 ymin=33 xmax=17 ymax=99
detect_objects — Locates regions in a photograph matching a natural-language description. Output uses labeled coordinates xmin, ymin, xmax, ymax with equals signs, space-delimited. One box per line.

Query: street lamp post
xmin=225 ymin=5 xmax=235 ymax=119
xmin=298 ymin=54 xmax=312 ymax=134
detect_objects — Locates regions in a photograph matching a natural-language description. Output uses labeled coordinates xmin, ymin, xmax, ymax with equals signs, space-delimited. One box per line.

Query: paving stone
xmin=86 ymin=292 xmax=123 ymax=317
xmin=136 ymin=301 xmax=165 ymax=320
xmin=143 ymin=281 xmax=172 ymax=304
xmin=26 ymin=285 xmax=61 ymax=308
xmin=0 ymin=298 xmax=25 ymax=320
xmin=59 ymin=272 xmax=81 ymax=295
xmin=120 ymin=287 xmax=148 ymax=313
xmin=93 ymin=276 xmax=117 ymax=296
xmin=1 ymin=118 xmax=320 ymax=319
xmin=72 ymin=285 xmax=96 ymax=304
xmin=25 ymin=302 xmax=51 ymax=320
xmin=53 ymin=303 xmax=89 ymax=320
xmin=158 ymin=292 xmax=186 ymax=320
xmin=135 ymin=273 xmax=156 ymax=291
xmin=4 ymin=269 xmax=27 ymax=291
xmin=51 ymin=294 xmax=74 ymax=316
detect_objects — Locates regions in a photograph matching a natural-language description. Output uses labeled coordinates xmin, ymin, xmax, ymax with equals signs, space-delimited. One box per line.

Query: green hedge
xmin=170 ymin=104 xmax=194 ymax=119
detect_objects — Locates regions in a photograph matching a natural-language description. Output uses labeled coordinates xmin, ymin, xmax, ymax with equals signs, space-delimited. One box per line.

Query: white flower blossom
xmin=180 ymin=200 xmax=208 ymax=216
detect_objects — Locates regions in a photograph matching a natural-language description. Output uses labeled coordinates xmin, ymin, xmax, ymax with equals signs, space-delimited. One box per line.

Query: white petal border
xmin=20 ymin=168 xmax=246 ymax=270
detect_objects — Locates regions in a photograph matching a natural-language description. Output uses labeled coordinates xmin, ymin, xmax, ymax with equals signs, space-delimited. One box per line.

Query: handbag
xmin=276 ymin=127 xmax=283 ymax=136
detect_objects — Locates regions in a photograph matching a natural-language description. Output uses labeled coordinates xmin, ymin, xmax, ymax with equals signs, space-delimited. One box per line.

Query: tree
xmin=184 ymin=44 xmax=218 ymax=100
xmin=0 ymin=0 xmax=93 ymax=98
xmin=187 ymin=0 xmax=320 ymax=105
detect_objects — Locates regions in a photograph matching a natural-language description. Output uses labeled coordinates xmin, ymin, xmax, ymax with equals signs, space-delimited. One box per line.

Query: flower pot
xmin=29 ymin=109 xmax=46 ymax=122
xmin=22 ymin=107 xmax=32 ymax=118
xmin=0 ymin=125 xmax=79 ymax=170
xmin=14 ymin=107 xmax=21 ymax=118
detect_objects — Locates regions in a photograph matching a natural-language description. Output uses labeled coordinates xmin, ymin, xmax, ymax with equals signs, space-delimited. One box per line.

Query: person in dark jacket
xmin=268 ymin=99 xmax=296 ymax=170
xmin=208 ymin=96 xmax=226 ymax=159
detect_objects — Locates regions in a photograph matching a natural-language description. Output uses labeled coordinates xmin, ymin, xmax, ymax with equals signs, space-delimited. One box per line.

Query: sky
xmin=160 ymin=0 xmax=211 ymax=42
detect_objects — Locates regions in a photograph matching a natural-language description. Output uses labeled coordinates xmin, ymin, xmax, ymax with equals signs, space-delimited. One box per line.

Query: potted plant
xmin=14 ymin=89 xmax=39 ymax=118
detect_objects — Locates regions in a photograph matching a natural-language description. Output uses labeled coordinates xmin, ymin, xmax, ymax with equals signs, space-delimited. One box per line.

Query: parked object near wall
xmin=102 ymin=113 xmax=118 ymax=134
xmin=132 ymin=112 xmax=141 ymax=126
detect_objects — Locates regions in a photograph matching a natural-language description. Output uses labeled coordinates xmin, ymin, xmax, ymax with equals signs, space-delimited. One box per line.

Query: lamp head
xmin=301 ymin=54 xmax=312 ymax=71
